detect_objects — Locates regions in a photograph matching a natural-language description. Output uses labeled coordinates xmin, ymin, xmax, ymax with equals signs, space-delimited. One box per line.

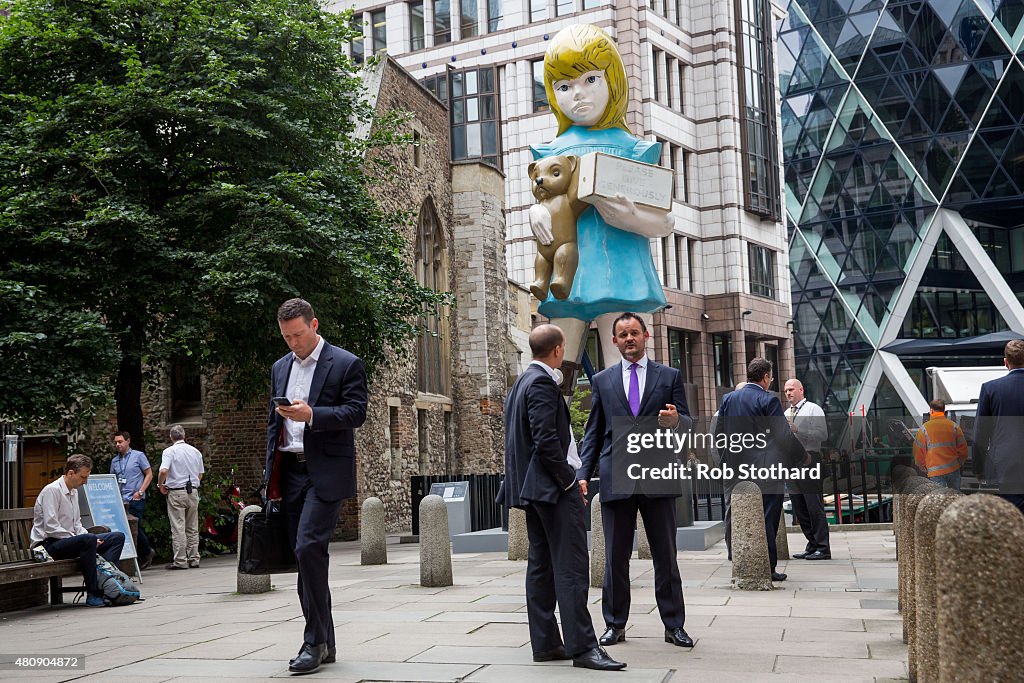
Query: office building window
xmin=713 ymin=334 xmax=733 ymax=387
xmin=422 ymin=73 xmax=448 ymax=105
xmin=666 ymin=55 xmax=677 ymax=110
xmin=651 ymin=48 xmax=662 ymax=103
xmin=450 ymin=67 xmax=500 ymax=168
xmin=556 ymin=0 xmax=574 ymax=16
xmin=530 ymin=0 xmax=547 ymax=21
xmin=350 ymin=14 xmax=365 ymax=65
xmin=410 ymin=2 xmax=425 ymax=50
xmin=487 ymin=0 xmax=503 ymax=31
xmin=582 ymin=0 xmax=601 ymax=7
xmin=677 ymin=62 xmax=687 ymax=114
xmin=765 ymin=345 xmax=779 ymax=392
xmin=736 ymin=0 xmax=781 ymax=219
xmin=687 ymin=238 xmax=696 ymax=292
xmin=433 ymin=0 xmax=451 ymax=45
xmin=460 ymin=0 xmax=478 ymax=38
xmin=668 ymin=329 xmax=695 ymax=382
xmin=749 ymin=243 xmax=775 ymax=299
xmin=674 ymin=234 xmax=685 ymax=290
xmin=532 ymin=60 xmax=548 ymax=112
xmin=371 ymin=10 xmax=387 ymax=54
xmin=660 ymin=236 xmax=671 ymax=287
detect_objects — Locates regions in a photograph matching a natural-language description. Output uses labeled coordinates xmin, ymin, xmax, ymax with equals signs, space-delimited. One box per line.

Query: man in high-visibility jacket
xmin=913 ymin=399 xmax=968 ymax=490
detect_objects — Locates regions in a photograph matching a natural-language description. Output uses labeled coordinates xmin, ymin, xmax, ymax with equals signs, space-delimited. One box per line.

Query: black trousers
xmin=282 ymin=461 xmax=344 ymax=648
xmin=601 ymin=495 xmax=685 ymax=630
xmin=789 ymin=463 xmax=830 ymax=553
xmin=524 ymin=490 xmax=597 ymax=658
xmin=45 ymin=532 xmax=125 ymax=596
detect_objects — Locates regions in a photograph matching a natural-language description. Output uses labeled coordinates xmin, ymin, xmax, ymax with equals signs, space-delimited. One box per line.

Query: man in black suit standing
xmin=577 ymin=313 xmax=694 ymax=649
xmin=502 ymin=324 xmax=625 ymax=671
xmin=717 ymin=358 xmax=806 ymax=582
xmin=265 ymin=298 xmax=368 ymax=673
xmin=973 ymin=339 xmax=1024 ymax=514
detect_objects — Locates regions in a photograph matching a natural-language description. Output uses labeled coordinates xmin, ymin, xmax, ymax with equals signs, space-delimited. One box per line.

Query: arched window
xmin=416 ymin=198 xmax=450 ymax=395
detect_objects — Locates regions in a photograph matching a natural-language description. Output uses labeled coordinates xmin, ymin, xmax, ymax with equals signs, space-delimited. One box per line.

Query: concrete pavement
xmin=0 ymin=528 xmax=907 ymax=681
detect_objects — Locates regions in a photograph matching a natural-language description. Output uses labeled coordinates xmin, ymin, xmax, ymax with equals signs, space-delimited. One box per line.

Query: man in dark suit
xmin=973 ymin=339 xmax=1024 ymax=514
xmin=265 ymin=298 xmax=367 ymax=673
xmin=577 ymin=313 xmax=694 ymax=649
xmin=717 ymin=358 xmax=805 ymax=582
xmin=501 ymin=324 xmax=625 ymax=671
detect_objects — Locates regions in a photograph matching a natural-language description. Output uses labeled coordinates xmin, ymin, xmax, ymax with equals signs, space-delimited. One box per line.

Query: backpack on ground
xmin=95 ymin=556 xmax=141 ymax=606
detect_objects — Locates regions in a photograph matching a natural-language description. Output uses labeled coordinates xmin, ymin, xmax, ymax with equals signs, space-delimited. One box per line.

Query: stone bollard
xmin=590 ymin=493 xmax=605 ymax=589
xmin=895 ymin=476 xmax=934 ymax=613
xmin=898 ymin=479 xmax=939 ymax=646
xmin=419 ymin=495 xmax=453 ymax=587
xmin=237 ymin=505 xmax=271 ymax=594
xmin=507 ymin=507 xmax=529 ymax=561
xmin=913 ymin=489 xmax=961 ymax=683
xmin=637 ymin=512 xmax=652 ymax=560
xmin=775 ymin=507 xmax=790 ymax=561
xmin=360 ymin=497 xmax=387 ymax=565
xmin=731 ymin=481 xmax=774 ymax=591
xmin=936 ymin=495 xmax=1024 ymax=682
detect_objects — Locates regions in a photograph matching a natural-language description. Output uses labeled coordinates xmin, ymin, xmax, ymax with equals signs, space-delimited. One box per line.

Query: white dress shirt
xmin=788 ymin=398 xmax=828 ymax=452
xmin=30 ymin=477 xmax=86 ymax=545
xmin=530 ymin=360 xmax=581 ymax=469
xmin=160 ymin=440 xmax=206 ymax=488
xmin=280 ymin=336 xmax=325 ymax=453
xmin=620 ymin=355 xmax=649 ymax=400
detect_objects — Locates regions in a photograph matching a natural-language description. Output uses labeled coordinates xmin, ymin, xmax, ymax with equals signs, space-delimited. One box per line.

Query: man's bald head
xmin=784 ymin=378 xmax=805 ymax=406
xmin=529 ymin=324 xmax=565 ymax=360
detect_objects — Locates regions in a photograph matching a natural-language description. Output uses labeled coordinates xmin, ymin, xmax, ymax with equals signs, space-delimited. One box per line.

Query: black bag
xmin=237 ymin=501 xmax=297 ymax=575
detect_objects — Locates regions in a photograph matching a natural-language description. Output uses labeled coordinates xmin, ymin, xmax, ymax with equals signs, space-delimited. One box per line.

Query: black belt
xmin=282 ymin=450 xmax=306 ymax=463
xmin=166 ymin=486 xmax=198 ymax=490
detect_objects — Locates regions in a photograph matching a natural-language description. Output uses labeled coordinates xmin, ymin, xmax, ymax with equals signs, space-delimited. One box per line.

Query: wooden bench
xmin=0 ymin=508 xmax=84 ymax=605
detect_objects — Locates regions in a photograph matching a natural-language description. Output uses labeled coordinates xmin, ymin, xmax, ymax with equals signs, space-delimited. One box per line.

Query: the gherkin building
xmin=779 ymin=0 xmax=1024 ymax=417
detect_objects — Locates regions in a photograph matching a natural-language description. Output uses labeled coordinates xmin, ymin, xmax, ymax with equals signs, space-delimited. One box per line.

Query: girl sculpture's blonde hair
xmin=544 ymin=24 xmax=631 ymax=136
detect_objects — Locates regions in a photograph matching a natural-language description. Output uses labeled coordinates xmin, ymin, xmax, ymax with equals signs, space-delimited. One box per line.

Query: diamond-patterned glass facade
xmin=781 ymin=0 xmax=1024 ymax=416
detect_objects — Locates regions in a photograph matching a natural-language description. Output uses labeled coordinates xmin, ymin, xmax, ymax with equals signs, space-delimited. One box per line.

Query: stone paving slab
xmin=0 ymin=529 xmax=906 ymax=682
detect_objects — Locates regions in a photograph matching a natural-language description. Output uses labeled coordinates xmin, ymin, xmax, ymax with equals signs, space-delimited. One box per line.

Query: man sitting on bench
xmin=30 ymin=454 xmax=125 ymax=607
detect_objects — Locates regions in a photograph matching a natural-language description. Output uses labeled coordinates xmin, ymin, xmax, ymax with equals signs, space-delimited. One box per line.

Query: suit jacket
xmin=577 ymin=359 xmax=692 ymax=503
xmin=716 ymin=383 xmax=805 ymax=493
xmin=265 ymin=341 xmax=368 ymax=502
xmin=973 ymin=368 xmax=1024 ymax=490
xmin=500 ymin=363 xmax=577 ymax=509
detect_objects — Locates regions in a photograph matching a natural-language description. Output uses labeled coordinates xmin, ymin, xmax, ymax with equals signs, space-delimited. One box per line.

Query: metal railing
xmin=1 ymin=423 xmax=24 ymax=510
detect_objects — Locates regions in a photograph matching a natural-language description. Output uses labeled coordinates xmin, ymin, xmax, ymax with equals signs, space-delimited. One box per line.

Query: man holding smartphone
xmin=265 ymin=298 xmax=368 ymax=674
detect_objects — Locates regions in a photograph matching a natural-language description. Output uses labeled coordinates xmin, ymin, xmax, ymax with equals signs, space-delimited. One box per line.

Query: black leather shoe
xmin=598 ymin=626 xmax=626 ymax=646
xmin=533 ymin=646 xmax=570 ymax=662
xmin=772 ymin=571 xmax=788 ymax=582
xmin=573 ymin=646 xmax=626 ymax=671
xmin=288 ymin=642 xmax=325 ymax=673
xmin=804 ymin=550 xmax=832 ymax=560
xmin=290 ymin=645 xmax=336 ymax=667
xmin=664 ymin=627 xmax=694 ymax=648
xmin=792 ymin=550 xmax=811 ymax=559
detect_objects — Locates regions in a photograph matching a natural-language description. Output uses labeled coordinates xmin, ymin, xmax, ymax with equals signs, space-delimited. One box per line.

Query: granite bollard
xmin=590 ymin=493 xmax=604 ymax=588
xmin=236 ymin=505 xmax=271 ymax=594
xmin=936 ymin=495 xmax=1024 ymax=682
xmin=896 ymin=476 xmax=936 ymax=618
xmin=636 ymin=512 xmax=652 ymax=560
xmin=731 ymin=481 xmax=774 ymax=591
xmin=507 ymin=507 xmax=529 ymax=561
xmin=360 ymin=497 xmax=387 ymax=565
xmin=898 ymin=479 xmax=939 ymax=647
xmin=775 ymin=507 xmax=790 ymax=561
xmin=419 ymin=494 xmax=453 ymax=587
xmin=913 ymin=488 xmax=960 ymax=683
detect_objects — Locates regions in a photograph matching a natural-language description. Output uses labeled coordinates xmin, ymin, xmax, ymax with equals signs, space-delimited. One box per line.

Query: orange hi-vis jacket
xmin=913 ymin=412 xmax=967 ymax=478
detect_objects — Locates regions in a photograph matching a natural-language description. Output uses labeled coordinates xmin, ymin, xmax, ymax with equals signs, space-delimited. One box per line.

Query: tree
xmin=0 ymin=0 xmax=441 ymax=449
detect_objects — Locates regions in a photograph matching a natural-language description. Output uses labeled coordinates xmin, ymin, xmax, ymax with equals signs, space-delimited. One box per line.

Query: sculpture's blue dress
xmin=531 ymin=125 xmax=667 ymax=321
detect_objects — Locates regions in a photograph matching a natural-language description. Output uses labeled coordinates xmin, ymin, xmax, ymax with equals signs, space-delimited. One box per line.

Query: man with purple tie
xmin=577 ymin=313 xmax=694 ymax=649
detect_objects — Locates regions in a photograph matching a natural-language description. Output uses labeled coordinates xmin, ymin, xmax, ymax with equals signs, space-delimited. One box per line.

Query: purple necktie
xmin=628 ymin=362 xmax=640 ymax=416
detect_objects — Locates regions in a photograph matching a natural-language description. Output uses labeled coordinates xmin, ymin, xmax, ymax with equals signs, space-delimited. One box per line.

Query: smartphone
xmin=271 ymin=396 xmax=293 ymax=407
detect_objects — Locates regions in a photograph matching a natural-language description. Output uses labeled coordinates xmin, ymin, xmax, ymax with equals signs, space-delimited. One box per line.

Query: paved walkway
xmin=0 ymin=528 xmax=907 ymax=682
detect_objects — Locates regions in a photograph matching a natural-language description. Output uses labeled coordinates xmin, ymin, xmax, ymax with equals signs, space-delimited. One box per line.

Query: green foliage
xmin=569 ymin=388 xmax=591 ymax=443
xmin=0 ymin=0 xmax=443 ymax=429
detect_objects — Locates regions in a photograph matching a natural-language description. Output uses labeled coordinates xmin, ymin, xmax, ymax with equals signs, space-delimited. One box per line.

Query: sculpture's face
xmin=552 ymin=70 xmax=609 ymax=127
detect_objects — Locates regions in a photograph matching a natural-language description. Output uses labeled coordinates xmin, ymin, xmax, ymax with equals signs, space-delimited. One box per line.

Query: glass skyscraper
xmin=780 ymin=0 xmax=1024 ymax=417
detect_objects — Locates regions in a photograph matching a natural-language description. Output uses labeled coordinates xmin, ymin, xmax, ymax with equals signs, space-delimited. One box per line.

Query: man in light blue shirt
xmin=111 ymin=431 xmax=155 ymax=568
